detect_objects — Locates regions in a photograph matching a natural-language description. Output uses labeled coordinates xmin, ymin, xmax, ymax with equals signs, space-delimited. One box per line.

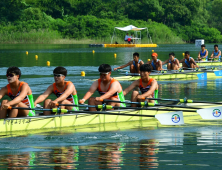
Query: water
xmin=0 ymin=43 xmax=222 ymax=169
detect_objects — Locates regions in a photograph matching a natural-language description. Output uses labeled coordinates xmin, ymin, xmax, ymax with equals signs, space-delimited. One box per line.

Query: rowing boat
xmin=114 ymin=70 xmax=222 ymax=81
xmin=1 ymin=103 xmax=222 ymax=135
xmin=179 ymin=60 xmax=222 ymax=67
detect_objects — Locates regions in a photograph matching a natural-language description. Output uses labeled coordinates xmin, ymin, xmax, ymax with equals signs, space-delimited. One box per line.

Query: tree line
xmin=0 ymin=0 xmax=222 ymax=43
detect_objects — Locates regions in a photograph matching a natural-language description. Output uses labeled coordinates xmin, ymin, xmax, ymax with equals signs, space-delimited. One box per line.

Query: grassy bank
xmin=0 ymin=15 xmax=186 ymax=44
xmin=0 ymin=29 xmax=61 ymax=44
xmin=0 ymin=28 xmax=185 ymax=44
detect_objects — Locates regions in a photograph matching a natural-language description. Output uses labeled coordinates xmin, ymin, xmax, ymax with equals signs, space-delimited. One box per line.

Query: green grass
xmin=0 ymin=29 xmax=62 ymax=44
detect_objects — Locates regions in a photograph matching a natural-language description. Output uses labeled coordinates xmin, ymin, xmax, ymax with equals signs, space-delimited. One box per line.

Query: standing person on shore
xmin=79 ymin=64 xmax=126 ymax=111
xmin=0 ymin=67 xmax=35 ymax=118
xmin=197 ymin=44 xmax=208 ymax=61
xmin=34 ymin=66 xmax=79 ymax=115
xmin=123 ymin=64 xmax=158 ymax=106
xmin=113 ymin=52 xmax=144 ymax=73
xmin=162 ymin=52 xmax=180 ymax=70
xmin=210 ymin=45 xmax=221 ymax=61
xmin=147 ymin=52 xmax=162 ymax=71
xmin=180 ymin=51 xmax=198 ymax=69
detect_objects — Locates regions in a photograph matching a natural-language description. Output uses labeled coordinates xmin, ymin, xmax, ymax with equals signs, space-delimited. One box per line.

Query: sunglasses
xmin=6 ymin=73 xmax=16 ymax=77
xmin=100 ymin=72 xmax=109 ymax=75
xmin=54 ymin=74 xmax=64 ymax=77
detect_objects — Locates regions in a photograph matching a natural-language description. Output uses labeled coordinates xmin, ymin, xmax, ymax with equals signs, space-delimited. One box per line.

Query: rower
xmin=0 ymin=67 xmax=35 ymax=118
xmin=34 ymin=66 xmax=79 ymax=115
xmin=179 ymin=51 xmax=198 ymax=69
xmin=79 ymin=64 xmax=126 ymax=111
xmin=197 ymin=44 xmax=208 ymax=61
xmin=162 ymin=52 xmax=180 ymax=70
xmin=123 ymin=64 xmax=158 ymax=107
xmin=147 ymin=52 xmax=162 ymax=71
xmin=210 ymin=44 xmax=221 ymax=61
xmin=113 ymin=52 xmax=144 ymax=73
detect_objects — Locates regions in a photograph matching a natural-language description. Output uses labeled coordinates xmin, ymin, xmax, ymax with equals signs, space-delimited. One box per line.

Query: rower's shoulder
xmin=20 ymin=81 xmax=30 ymax=87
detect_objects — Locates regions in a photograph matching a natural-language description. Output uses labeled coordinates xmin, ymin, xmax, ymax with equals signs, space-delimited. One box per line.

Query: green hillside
xmin=0 ymin=0 xmax=221 ymax=44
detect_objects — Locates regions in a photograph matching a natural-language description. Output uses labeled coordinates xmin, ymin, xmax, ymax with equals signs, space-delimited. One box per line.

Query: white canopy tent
xmin=111 ymin=25 xmax=153 ymax=44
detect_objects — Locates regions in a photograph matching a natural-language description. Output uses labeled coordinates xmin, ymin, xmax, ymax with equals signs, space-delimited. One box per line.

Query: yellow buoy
xmin=147 ymin=59 xmax=150 ymax=61
xmin=114 ymin=53 xmax=117 ymax=57
xmin=47 ymin=61 xmax=50 ymax=66
xmin=26 ymin=51 xmax=28 ymax=55
xmin=81 ymin=71 xmax=85 ymax=77
xmin=35 ymin=55 xmax=38 ymax=60
xmin=152 ymin=50 xmax=154 ymax=53
xmin=92 ymin=50 xmax=95 ymax=53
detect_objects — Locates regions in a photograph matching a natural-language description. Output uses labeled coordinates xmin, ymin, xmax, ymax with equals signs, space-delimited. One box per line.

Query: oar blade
xmin=196 ymin=72 xmax=207 ymax=80
xmin=197 ymin=106 xmax=222 ymax=119
xmin=214 ymin=70 xmax=222 ymax=77
xmin=155 ymin=111 xmax=184 ymax=125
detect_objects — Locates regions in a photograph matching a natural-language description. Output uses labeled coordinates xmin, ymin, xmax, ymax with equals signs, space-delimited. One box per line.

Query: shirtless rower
xmin=0 ymin=67 xmax=35 ymax=118
xmin=113 ymin=52 xmax=144 ymax=73
xmin=34 ymin=66 xmax=79 ymax=115
xmin=147 ymin=52 xmax=162 ymax=71
xmin=180 ymin=51 xmax=198 ymax=69
xmin=162 ymin=52 xmax=180 ymax=70
xmin=197 ymin=44 xmax=208 ymax=61
xmin=123 ymin=64 xmax=158 ymax=107
xmin=210 ymin=44 xmax=221 ymax=61
xmin=79 ymin=64 xmax=126 ymax=111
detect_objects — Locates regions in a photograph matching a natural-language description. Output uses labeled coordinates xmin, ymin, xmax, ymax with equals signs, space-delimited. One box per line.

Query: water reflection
xmin=139 ymin=139 xmax=159 ymax=169
xmin=1 ymin=153 xmax=31 ymax=169
xmin=1 ymin=128 xmax=222 ymax=169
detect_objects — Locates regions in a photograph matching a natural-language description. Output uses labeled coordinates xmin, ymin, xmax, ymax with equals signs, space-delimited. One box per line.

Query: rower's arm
xmin=162 ymin=59 xmax=169 ymax=65
xmin=158 ymin=60 xmax=163 ymax=70
xmin=81 ymin=81 xmax=98 ymax=101
xmin=215 ymin=51 xmax=221 ymax=58
xmin=0 ymin=87 xmax=7 ymax=100
xmin=7 ymin=83 xmax=29 ymax=106
xmin=34 ymin=85 xmax=53 ymax=106
xmin=210 ymin=51 xmax=214 ymax=58
xmin=53 ymin=83 xmax=76 ymax=103
xmin=113 ymin=61 xmax=132 ymax=70
xmin=140 ymin=80 xmax=157 ymax=98
xmin=190 ymin=58 xmax=199 ymax=67
xmin=179 ymin=58 xmax=185 ymax=63
xmin=123 ymin=80 xmax=139 ymax=95
xmin=176 ymin=59 xmax=180 ymax=67
xmin=140 ymin=60 xmax=144 ymax=65
xmin=99 ymin=81 xmax=121 ymax=100
xmin=204 ymin=51 xmax=208 ymax=58
xmin=197 ymin=52 xmax=201 ymax=58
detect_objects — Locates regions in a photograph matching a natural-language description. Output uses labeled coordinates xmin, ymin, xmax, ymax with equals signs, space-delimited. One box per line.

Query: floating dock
xmin=89 ymin=44 xmax=157 ymax=48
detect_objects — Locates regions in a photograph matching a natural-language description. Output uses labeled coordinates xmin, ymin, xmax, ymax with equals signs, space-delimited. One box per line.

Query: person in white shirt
xmin=124 ymin=33 xmax=129 ymax=42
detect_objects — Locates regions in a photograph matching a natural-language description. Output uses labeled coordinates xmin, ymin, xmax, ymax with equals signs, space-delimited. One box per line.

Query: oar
xmin=146 ymin=98 xmax=222 ymax=105
xmin=102 ymin=99 xmax=201 ymax=109
xmin=63 ymin=108 xmax=184 ymax=125
xmin=119 ymin=72 xmax=140 ymax=76
xmin=59 ymin=103 xmax=198 ymax=112
xmin=7 ymin=105 xmax=185 ymax=125
xmin=60 ymin=103 xmax=222 ymax=121
xmin=8 ymin=106 xmax=66 ymax=113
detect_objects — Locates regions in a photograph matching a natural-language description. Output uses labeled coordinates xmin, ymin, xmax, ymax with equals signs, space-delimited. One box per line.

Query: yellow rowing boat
xmin=1 ymin=103 xmax=222 ymax=135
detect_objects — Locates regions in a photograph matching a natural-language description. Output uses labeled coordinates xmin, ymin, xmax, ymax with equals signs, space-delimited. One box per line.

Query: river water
xmin=0 ymin=44 xmax=222 ymax=169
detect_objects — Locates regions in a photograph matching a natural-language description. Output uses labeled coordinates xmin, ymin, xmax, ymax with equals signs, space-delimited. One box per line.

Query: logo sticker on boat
xmin=172 ymin=114 xmax=180 ymax=123
xmin=212 ymin=109 xmax=221 ymax=117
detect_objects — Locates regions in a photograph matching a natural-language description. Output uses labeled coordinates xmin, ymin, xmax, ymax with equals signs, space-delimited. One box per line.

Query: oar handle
xmin=8 ymin=107 xmax=67 ymax=113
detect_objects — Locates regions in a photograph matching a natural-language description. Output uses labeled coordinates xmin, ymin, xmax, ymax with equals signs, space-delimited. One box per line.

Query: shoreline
xmin=0 ymin=38 xmax=186 ymax=45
